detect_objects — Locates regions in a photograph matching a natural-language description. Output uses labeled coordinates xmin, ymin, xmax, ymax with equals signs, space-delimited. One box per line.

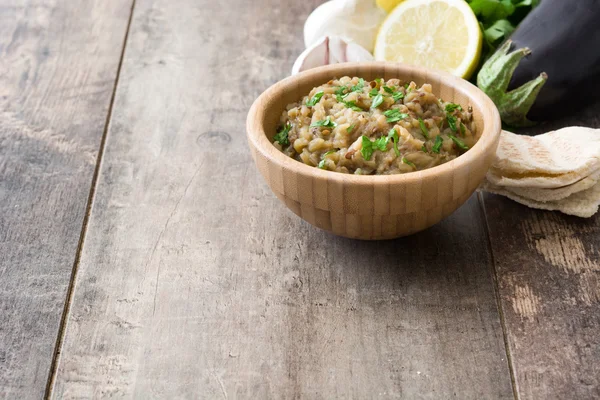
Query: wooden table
xmin=1 ymin=1 xmax=598 ymax=399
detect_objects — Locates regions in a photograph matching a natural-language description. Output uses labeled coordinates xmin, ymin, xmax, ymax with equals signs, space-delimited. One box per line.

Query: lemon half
xmin=374 ymin=0 xmax=482 ymax=79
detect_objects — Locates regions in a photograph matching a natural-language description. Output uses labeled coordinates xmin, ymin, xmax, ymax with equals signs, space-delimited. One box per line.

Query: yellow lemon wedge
xmin=376 ymin=0 xmax=405 ymax=13
xmin=374 ymin=0 xmax=482 ymax=79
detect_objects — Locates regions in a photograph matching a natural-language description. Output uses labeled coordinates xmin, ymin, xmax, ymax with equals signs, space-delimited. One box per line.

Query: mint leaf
xmin=273 ymin=122 xmax=291 ymax=146
xmin=307 ymin=91 xmax=325 ymax=107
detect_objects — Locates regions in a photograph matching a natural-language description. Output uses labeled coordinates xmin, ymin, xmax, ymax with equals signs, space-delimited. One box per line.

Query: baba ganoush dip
xmin=272 ymin=76 xmax=478 ymax=175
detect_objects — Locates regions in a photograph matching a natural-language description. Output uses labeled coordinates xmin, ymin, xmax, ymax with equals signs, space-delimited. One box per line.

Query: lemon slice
xmin=374 ymin=0 xmax=482 ymax=79
xmin=376 ymin=0 xmax=405 ymax=13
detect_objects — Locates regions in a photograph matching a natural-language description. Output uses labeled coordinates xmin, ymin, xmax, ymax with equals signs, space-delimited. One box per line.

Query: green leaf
xmin=384 ymin=109 xmax=409 ymax=123
xmin=361 ymin=136 xmax=374 ymax=160
xmin=418 ymin=118 xmax=429 ymax=140
xmin=375 ymin=78 xmax=383 ymax=86
xmin=369 ymin=88 xmax=379 ymax=97
xmin=432 ymin=136 xmax=443 ymax=153
xmin=311 ymin=117 xmax=337 ymax=128
xmin=337 ymin=94 xmax=363 ymax=111
xmin=335 ymin=86 xmax=348 ymax=96
xmin=371 ymin=93 xmax=384 ymax=109
xmin=449 ymin=134 xmax=469 ymax=150
xmin=347 ymin=124 xmax=355 ymax=133
xmin=445 ymin=103 xmax=463 ymax=113
xmin=318 ymin=150 xmax=336 ymax=169
xmin=447 ymin=114 xmax=458 ymax=132
xmin=351 ymin=78 xmax=365 ymax=92
xmin=373 ymin=136 xmax=388 ymax=151
xmin=387 ymin=128 xmax=401 ymax=157
xmin=421 ymin=144 xmax=428 ymax=152
xmin=402 ymin=157 xmax=416 ymax=168
xmin=468 ymin=0 xmax=515 ymax=22
xmin=392 ymin=91 xmax=404 ymax=102
xmin=383 ymin=86 xmax=394 ymax=94
xmin=307 ymin=91 xmax=325 ymax=107
xmin=460 ymin=123 xmax=466 ymax=136
xmin=273 ymin=122 xmax=291 ymax=146
xmin=484 ymin=19 xmax=515 ymax=44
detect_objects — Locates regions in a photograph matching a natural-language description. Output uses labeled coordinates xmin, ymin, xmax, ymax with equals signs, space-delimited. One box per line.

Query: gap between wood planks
xmin=43 ymin=1 xmax=138 ymax=398
xmin=477 ymin=191 xmax=519 ymax=400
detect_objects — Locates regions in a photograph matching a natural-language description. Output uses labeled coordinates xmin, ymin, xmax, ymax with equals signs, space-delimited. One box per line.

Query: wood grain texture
xmin=482 ymin=101 xmax=600 ymax=399
xmin=0 ymin=1 xmax=133 ymax=398
xmin=247 ymin=62 xmax=501 ymax=239
xmin=50 ymin=0 xmax=513 ymax=397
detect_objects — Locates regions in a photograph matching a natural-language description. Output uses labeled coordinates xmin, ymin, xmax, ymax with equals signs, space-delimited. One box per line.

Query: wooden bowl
xmin=246 ymin=62 xmax=501 ymax=240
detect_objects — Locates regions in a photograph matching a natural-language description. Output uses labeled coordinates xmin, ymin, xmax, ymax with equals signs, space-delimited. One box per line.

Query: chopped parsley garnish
xmin=418 ymin=118 xmax=429 ymax=140
xmin=335 ymin=86 xmax=350 ymax=96
xmin=351 ymin=78 xmax=365 ymax=92
xmin=371 ymin=93 xmax=384 ymax=109
xmin=447 ymin=114 xmax=458 ymax=132
xmin=311 ymin=116 xmax=337 ymax=128
xmin=347 ymin=124 xmax=355 ymax=133
xmin=361 ymin=135 xmax=388 ymax=161
xmin=421 ymin=144 xmax=428 ymax=152
xmin=387 ymin=128 xmax=400 ymax=157
xmin=445 ymin=103 xmax=463 ymax=113
xmin=383 ymin=86 xmax=394 ymax=94
xmin=460 ymin=123 xmax=466 ymax=136
xmin=306 ymin=91 xmax=324 ymax=107
xmin=318 ymin=150 xmax=336 ymax=169
xmin=449 ymin=134 xmax=469 ymax=150
xmin=375 ymin=78 xmax=383 ymax=86
xmin=402 ymin=157 xmax=416 ymax=168
xmin=369 ymin=88 xmax=379 ymax=97
xmin=384 ymin=109 xmax=409 ymax=123
xmin=432 ymin=135 xmax=443 ymax=153
xmin=336 ymin=94 xmax=362 ymax=111
xmin=392 ymin=91 xmax=405 ymax=102
xmin=273 ymin=122 xmax=291 ymax=146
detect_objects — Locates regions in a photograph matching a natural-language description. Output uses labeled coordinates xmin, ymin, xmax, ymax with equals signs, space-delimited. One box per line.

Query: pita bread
xmin=503 ymin=170 xmax=600 ymax=202
xmin=487 ymin=127 xmax=600 ymax=188
xmin=482 ymin=180 xmax=600 ymax=218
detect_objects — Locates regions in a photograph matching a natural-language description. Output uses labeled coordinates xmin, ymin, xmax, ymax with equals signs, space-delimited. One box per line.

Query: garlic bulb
xmin=292 ymin=36 xmax=374 ymax=75
xmin=304 ymin=0 xmax=386 ymax=53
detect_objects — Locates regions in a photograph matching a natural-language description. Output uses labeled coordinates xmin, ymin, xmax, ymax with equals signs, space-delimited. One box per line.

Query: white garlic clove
xmin=291 ymin=36 xmax=374 ymax=75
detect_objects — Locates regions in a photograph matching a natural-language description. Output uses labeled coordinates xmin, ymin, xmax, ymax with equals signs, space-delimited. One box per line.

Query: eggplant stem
xmin=477 ymin=40 xmax=548 ymax=127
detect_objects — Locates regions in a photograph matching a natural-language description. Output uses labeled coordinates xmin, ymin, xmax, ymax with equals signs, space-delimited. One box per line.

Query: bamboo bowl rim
xmin=247 ymin=62 xmax=501 ymax=187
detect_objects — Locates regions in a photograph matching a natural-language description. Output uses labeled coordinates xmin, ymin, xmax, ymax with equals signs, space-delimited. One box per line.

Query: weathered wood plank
xmin=482 ymin=102 xmax=600 ymax=399
xmin=0 ymin=1 xmax=133 ymax=398
xmin=50 ymin=0 xmax=513 ymax=398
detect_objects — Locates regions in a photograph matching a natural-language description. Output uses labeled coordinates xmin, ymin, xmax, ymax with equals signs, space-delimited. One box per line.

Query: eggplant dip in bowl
xmin=274 ymin=77 xmax=478 ymax=175
xmin=247 ymin=63 xmax=501 ymax=240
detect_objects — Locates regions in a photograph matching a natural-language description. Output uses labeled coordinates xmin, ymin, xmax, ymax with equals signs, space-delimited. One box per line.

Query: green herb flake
xmin=383 ymin=86 xmax=394 ymax=94
xmin=371 ymin=93 xmax=384 ymax=109
xmin=432 ymin=135 xmax=443 ymax=153
xmin=335 ymin=86 xmax=348 ymax=96
xmin=460 ymin=123 xmax=466 ymax=136
xmin=337 ymin=94 xmax=363 ymax=111
xmin=368 ymin=88 xmax=379 ymax=97
xmin=387 ymin=128 xmax=401 ymax=157
xmin=375 ymin=78 xmax=383 ymax=86
xmin=373 ymin=136 xmax=388 ymax=151
xmin=449 ymin=134 xmax=469 ymax=150
xmin=307 ymin=91 xmax=325 ymax=107
xmin=384 ymin=109 xmax=409 ymax=123
xmin=447 ymin=114 xmax=458 ymax=132
xmin=392 ymin=91 xmax=405 ymax=102
xmin=418 ymin=118 xmax=429 ymax=140
xmin=273 ymin=122 xmax=291 ymax=146
xmin=311 ymin=116 xmax=337 ymax=128
xmin=445 ymin=103 xmax=463 ymax=113
xmin=351 ymin=78 xmax=365 ymax=92
xmin=347 ymin=124 xmax=355 ymax=133
xmin=318 ymin=150 xmax=336 ymax=169
xmin=361 ymin=136 xmax=374 ymax=161
xmin=421 ymin=145 xmax=428 ymax=152
xmin=402 ymin=157 xmax=416 ymax=168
